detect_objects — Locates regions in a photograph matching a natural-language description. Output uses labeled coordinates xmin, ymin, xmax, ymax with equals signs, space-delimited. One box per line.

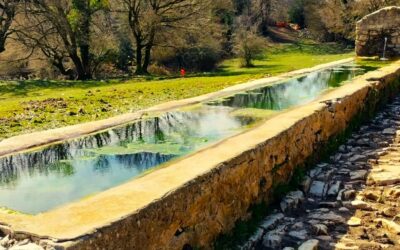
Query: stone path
xmin=241 ymin=97 xmax=400 ymax=250
xmin=0 ymin=235 xmax=44 ymax=250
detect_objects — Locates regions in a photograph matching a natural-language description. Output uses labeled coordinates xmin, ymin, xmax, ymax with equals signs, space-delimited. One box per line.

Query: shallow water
xmin=0 ymin=63 xmax=376 ymax=214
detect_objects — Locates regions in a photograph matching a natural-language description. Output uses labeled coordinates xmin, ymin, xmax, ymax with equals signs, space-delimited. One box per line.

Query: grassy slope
xmin=0 ymin=43 xmax=354 ymax=140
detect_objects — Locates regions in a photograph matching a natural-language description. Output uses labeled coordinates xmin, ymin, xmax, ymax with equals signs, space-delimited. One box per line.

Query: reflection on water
xmin=0 ymin=107 xmax=251 ymax=214
xmin=0 ymin=63 xmax=376 ymax=214
xmin=208 ymin=64 xmax=374 ymax=110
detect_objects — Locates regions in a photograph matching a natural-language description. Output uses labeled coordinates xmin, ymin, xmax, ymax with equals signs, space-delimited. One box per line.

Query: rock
xmin=334 ymin=242 xmax=359 ymax=250
xmin=347 ymin=217 xmax=361 ymax=227
xmin=280 ymin=191 xmax=304 ymax=212
xmin=9 ymin=243 xmax=44 ymax=250
xmin=262 ymin=233 xmax=283 ymax=248
xmin=309 ymin=168 xmax=322 ymax=178
xmin=339 ymin=207 xmax=350 ymax=213
xmin=282 ymin=248 xmax=295 ymax=250
xmin=298 ymin=239 xmax=319 ymax=250
xmin=309 ymin=211 xmax=345 ymax=224
xmin=316 ymin=235 xmax=332 ymax=241
xmin=291 ymin=222 xmax=305 ymax=230
xmin=364 ymin=190 xmax=381 ymax=201
xmin=342 ymin=190 xmax=356 ymax=200
xmin=383 ymin=207 xmax=397 ymax=217
xmin=241 ymin=228 xmax=264 ymax=249
xmin=349 ymin=200 xmax=373 ymax=211
xmin=309 ymin=181 xmax=327 ymax=197
xmin=312 ymin=224 xmax=328 ymax=235
xmin=16 ymin=239 xmax=30 ymax=246
xmin=348 ymin=155 xmax=366 ymax=162
xmin=327 ymin=181 xmax=341 ymax=197
xmin=288 ymin=230 xmax=308 ymax=240
xmin=368 ymin=165 xmax=400 ymax=186
xmin=316 ymin=169 xmax=334 ymax=181
xmin=375 ymin=218 xmax=400 ymax=235
xmin=301 ymin=176 xmax=312 ymax=193
xmin=260 ymin=213 xmax=284 ymax=230
xmin=337 ymin=189 xmax=345 ymax=201
xmin=350 ymin=170 xmax=368 ymax=180
xmin=0 ymin=235 xmax=10 ymax=247
xmin=382 ymin=128 xmax=396 ymax=135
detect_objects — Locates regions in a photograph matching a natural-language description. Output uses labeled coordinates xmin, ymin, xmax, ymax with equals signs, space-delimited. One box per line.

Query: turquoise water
xmin=0 ymin=63 xmax=376 ymax=214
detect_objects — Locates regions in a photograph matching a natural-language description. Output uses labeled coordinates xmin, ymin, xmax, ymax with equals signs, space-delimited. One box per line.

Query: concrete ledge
xmin=1 ymin=59 xmax=400 ymax=250
xmin=0 ymin=58 xmax=353 ymax=158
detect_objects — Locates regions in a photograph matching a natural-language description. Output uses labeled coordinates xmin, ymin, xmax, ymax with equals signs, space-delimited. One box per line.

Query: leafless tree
xmin=0 ymin=0 xmax=18 ymax=53
xmin=118 ymin=0 xmax=211 ymax=75
xmin=13 ymin=0 xmax=110 ymax=80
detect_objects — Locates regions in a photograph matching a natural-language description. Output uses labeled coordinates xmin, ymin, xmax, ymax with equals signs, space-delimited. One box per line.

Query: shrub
xmin=148 ymin=64 xmax=172 ymax=76
xmin=157 ymin=46 xmax=221 ymax=72
xmin=234 ymin=29 xmax=265 ymax=68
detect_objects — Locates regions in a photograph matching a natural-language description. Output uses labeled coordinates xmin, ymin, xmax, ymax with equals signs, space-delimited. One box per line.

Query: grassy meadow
xmin=0 ymin=43 xmax=358 ymax=140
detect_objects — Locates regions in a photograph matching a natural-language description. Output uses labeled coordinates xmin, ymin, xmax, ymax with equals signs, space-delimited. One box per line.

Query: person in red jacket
xmin=180 ymin=68 xmax=186 ymax=77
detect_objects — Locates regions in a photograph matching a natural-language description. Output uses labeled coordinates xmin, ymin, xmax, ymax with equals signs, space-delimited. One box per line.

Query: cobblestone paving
xmin=241 ymin=97 xmax=400 ymax=250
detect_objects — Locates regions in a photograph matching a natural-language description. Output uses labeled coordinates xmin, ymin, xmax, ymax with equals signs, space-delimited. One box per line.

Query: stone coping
xmin=0 ymin=58 xmax=354 ymax=158
xmin=0 ymin=60 xmax=399 ymax=245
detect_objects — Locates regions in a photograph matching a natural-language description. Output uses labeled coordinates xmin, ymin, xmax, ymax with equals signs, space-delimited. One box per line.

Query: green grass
xmin=0 ymin=42 xmax=355 ymax=140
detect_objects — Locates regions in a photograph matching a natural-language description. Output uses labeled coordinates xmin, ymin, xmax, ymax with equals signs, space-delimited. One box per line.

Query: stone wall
xmin=356 ymin=6 xmax=400 ymax=57
xmin=52 ymin=62 xmax=400 ymax=250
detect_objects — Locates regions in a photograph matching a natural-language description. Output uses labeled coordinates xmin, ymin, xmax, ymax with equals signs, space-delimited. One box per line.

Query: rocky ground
xmin=240 ymin=97 xmax=400 ymax=250
xmin=0 ymin=235 xmax=45 ymax=250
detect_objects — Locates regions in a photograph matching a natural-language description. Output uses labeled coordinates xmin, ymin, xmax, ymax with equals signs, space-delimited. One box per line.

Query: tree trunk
xmin=79 ymin=16 xmax=92 ymax=80
xmin=0 ymin=41 xmax=5 ymax=53
xmin=70 ymin=52 xmax=87 ymax=80
xmin=80 ymin=44 xmax=91 ymax=79
xmin=142 ymin=44 xmax=152 ymax=74
xmin=135 ymin=43 xmax=145 ymax=75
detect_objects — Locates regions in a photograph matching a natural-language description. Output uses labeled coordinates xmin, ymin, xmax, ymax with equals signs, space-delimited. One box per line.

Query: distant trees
xmin=0 ymin=0 xmax=18 ymax=53
xmin=288 ymin=0 xmax=305 ymax=28
xmin=118 ymin=0 xmax=212 ymax=75
xmin=305 ymin=0 xmax=400 ymax=42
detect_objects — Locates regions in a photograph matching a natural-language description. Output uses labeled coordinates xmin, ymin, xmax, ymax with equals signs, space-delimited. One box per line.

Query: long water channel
xmin=0 ymin=63 xmax=376 ymax=214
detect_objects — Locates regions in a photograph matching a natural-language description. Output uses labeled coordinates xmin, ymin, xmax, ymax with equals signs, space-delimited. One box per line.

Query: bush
xmin=157 ymin=46 xmax=221 ymax=72
xmin=234 ymin=29 xmax=265 ymax=68
xmin=148 ymin=64 xmax=171 ymax=76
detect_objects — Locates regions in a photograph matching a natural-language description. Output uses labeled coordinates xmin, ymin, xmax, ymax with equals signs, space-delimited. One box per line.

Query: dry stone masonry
xmin=356 ymin=6 xmax=400 ymax=57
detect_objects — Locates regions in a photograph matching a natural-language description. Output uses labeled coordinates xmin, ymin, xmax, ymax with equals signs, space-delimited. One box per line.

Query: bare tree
xmin=13 ymin=0 xmax=110 ymax=80
xmin=118 ymin=0 xmax=211 ymax=75
xmin=0 ymin=0 xmax=18 ymax=53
